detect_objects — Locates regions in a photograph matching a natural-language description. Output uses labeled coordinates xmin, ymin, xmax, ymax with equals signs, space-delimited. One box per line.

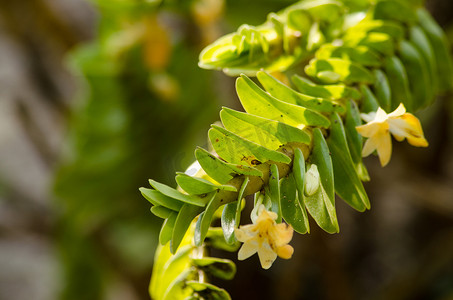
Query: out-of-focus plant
xmin=52 ymin=0 xmax=255 ymax=298
xmin=142 ymin=0 xmax=453 ymax=299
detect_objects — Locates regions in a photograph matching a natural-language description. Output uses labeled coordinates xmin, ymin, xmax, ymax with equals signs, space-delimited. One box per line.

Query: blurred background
xmin=0 ymin=0 xmax=452 ymax=299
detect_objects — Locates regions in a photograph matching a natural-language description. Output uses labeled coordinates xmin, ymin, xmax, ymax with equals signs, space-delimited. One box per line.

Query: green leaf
xmin=372 ymin=69 xmax=392 ymax=113
xmin=293 ymin=148 xmax=306 ymax=200
xmin=309 ymin=128 xmax=335 ymax=201
xmin=287 ymin=9 xmax=311 ymax=32
xmin=268 ymin=164 xmax=281 ymax=222
xmin=302 ymin=127 xmax=338 ymax=233
xmin=280 ymin=173 xmax=309 ymax=234
xmin=359 ymin=84 xmax=379 ymax=113
xmin=206 ymin=227 xmax=241 ymax=252
xmin=171 ymin=204 xmax=203 ymax=253
xmin=159 ymin=212 xmax=177 ymax=245
xmin=186 ymin=281 xmax=231 ymax=300
xmin=256 ymin=71 xmax=345 ymax=113
xmin=220 ymin=107 xmax=310 ymax=148
xmin=315 ymin=44 xmax=382 ymax=67
xmin=148 ymin=180 xmax=211 ymax=207
xmin=296 ymin=0 xmax=344 ymax=22
xmin=326 ymin=113 xmax=370 ymax=212
xmin=151 ymin=244 xmax=193 ymax=300
xmin=191 ymin=257 xmax=236 ymax=280
xmin=194 ymin=192 xmax=220 ymax=246
xmin=343 ymin=32 xmax=395 ymax=56
xmin=140 ymin=188 xmax=183 ymax=211
xmin=209 ymin=125 xmax=291 ymax=165
xmin=291 ymin=74 xmax=361 ymax=100
xmin=306 ymin=22 xmax=325 ymax=51
xmin=344 ymin=101 xmax=369 ymax=182
xmin=221 ymin=177 xmax=249 ymax=244
xmin=373 ymin=0 xmax=417 ymax=24
xmin=163 ymin=268 xmax=193 ymax=300
xmin=176 ymin=173 xmax=237 ymax=195
xmin=151 ymin=206 xmax=174 ymax=219
xmin=236 ymin=75 xmax=331 ymax=128
xmin=304 ymin=58 xmax=375 ymax=85
xmin=349 ymin=19 xmax=405 ymax=40
xmin=303 ymin=176 xmax=339 ymax=233
xmin=195 ymin=147 xmax=263 ymax=185
xmin=344 ymin=100 xmax=362 ymax=164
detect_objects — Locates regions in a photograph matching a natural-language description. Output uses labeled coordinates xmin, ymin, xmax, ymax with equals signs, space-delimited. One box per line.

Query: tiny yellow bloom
xmin=234 ymin=205 xmax=294 ymax=269
xmin=356 ymin=103 xmax=429 ymax=167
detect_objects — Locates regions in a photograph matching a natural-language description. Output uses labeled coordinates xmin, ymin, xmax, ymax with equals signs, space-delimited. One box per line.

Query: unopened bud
xmin=304 ymin=164 xmax=320 ymax=196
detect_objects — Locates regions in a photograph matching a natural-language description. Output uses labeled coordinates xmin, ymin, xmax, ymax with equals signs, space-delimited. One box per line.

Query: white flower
xmin=234 ymin=205 xmax=294 ymax=269
xmin=356 ymin=103 xmax=428 ymax=167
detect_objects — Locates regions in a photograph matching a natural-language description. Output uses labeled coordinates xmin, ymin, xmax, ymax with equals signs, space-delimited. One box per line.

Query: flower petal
xmin=361 ymin=138 xmax=377 ymax=157
xmin=238 ymin=239 xmax=258 ymax=260
xmin=277 ymin=245 xmax=294 ymax=259
xmin=387 ymin=103 xmax=406 ymax=118
xmin=356 ymin=122 xmax=382 ymax=138
xmin=234 ymin=227 xmax=255 ymax=242
xmin=257 ymin=242 xmax=277 ymax=269
xmin=375 ymin=107 xmax=389 ymax=122
xmin=272 ymin=223 xmax=294 ymax=245
xmin=360 ymin=111 xmax=376 ymax=123
xmin=375 ymin=129 xmax=392 ymax=167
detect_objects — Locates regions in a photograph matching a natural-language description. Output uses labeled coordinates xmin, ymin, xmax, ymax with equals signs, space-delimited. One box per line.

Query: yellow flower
xmin=234 ymin=205 xmax=294 ymax=269
xmin=356 ymin=103 xmax=429 ymax=167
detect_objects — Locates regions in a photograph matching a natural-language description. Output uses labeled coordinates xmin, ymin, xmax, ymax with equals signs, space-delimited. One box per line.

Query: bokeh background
xmin=0 ymin=0 xmax=452 ymax=299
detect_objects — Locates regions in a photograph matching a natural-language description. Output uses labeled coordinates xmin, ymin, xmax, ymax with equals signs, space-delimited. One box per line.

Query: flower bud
xmin=304 ymin=164 xmax=320 ymax=196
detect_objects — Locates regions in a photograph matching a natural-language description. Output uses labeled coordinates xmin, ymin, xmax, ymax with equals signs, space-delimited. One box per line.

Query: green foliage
xmin=144 ymin=0 xmax=453 ymax=299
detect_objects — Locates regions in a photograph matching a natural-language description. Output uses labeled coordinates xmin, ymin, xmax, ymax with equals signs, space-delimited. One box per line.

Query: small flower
xmin=234 ymin=205 xmax=294 ymax=269
xmin=356 ymin=103 xmax=428 ymax=167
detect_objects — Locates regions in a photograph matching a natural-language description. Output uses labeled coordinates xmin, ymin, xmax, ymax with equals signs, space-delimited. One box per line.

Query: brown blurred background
xmin=0 ymin=0 xmax=452 ymax=299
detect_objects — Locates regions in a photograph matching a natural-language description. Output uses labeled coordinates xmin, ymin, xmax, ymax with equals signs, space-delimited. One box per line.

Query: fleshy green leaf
xmin=209 ymin=125 xmax=291 ymax=165
xmin=176 ymin=173 xmax=237 ymax=195
xmin=344 ymin=100 xmax=369 ymax=181
xmin=140 ymin=188 xmax=183 ymax=211
xmin=292 ymin=74 xmax=361 ymax=100
xmin=268 ymin=164 xmax=281 ymax=222
xmin=280 ymin=173 xmax=309 ymax=234
xmin=191 ymin=257 xmax=236 ymax=280
xmin=221 ymin=177 xmax=249 ymax=244
xmin=195 ymin=147 xmax=263 ymax=185
xmin=309 ymin=128 xmax=335 ymax=200
xmin=326 ymin=113 xmax=370 ymax=212
xmin=256 ymin=71 xmax=345 ymax=113
xmin=171 ymin=204 xmax=203 ymax=253
xmin=303 ymin=177 xmax=339 ymax=233
xmin=373 ymin=0 xmax=417 ymax=24
xmin=372 ymin=69 xmax=392 ymax=113
xmin=154 ymin=245 xmax=192 ymax=300
xmin=186 ymin=281 xmax=231 ymax=300
xmin=206 ymin=227 xmax=241 ymax=252
xmin=349 ymin=19 xmax=405 ymax=40
xmin=159 ymin=212 xmax=177 ymax=245
xmin=343 ymin=32 xmax=395 ymax=56
xmin=194 ymin=192 xmax=220 ymax=246
xmin=220 ymin=107 xmax=310 ymax=148
xmin=148 ymin=180 xmax=211 ymax=207
xmin=304 ymin=58 xmax=375 ymax=84
xmin=315 ymin=44 xmax=382 ymax=67
xmin=359 ymin=84 xmax=379 ymax=113
xmin=236 ymin=75 xmax=331 ymax=128
xmin=151 ymin=206 xmax=174 ymax=219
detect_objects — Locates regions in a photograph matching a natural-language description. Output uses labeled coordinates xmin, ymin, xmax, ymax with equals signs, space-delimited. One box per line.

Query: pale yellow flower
xmin=234 ymin=205 xmax=294 ymax=269
xmin=356 ymin=103 xmax=428 ymax=167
